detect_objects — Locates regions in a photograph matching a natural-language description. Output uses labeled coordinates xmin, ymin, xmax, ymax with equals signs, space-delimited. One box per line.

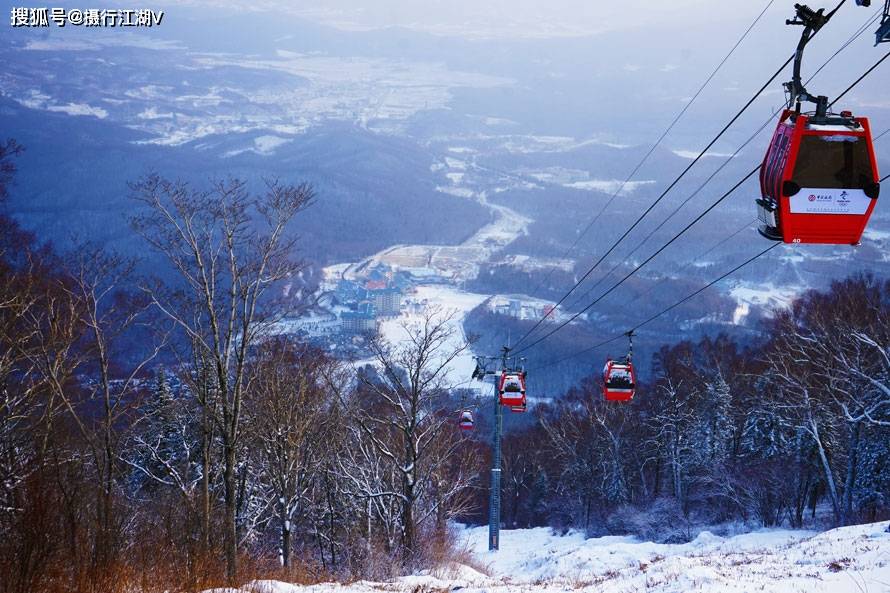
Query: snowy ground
xmin=211 ymin=521 xmax=890 ymax=593
xmin=460 ymin=523 xmax=890 ymax=592
xmin=730 ymin=281 xmax=802 ymax=324
xmin=378 ymin=285 xmax=491 ymax=387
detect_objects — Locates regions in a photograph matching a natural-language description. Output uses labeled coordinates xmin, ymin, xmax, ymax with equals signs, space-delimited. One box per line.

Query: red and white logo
xmin=808 ymin=194 xmax=817 ymax=202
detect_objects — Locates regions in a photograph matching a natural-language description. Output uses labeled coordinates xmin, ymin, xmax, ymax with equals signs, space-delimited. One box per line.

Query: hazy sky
xmin=158 ymin=0 xmax=788 ymax=39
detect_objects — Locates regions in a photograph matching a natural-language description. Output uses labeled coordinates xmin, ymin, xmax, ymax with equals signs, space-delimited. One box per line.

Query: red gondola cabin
xmin=458 ymin=410 xmax=474 ymax=430
xmin=498 ymin=371 xmax=526 ymax=408
xmin=757 ymin=109 xmax=880 ymax=245
xmin=603 ymin=360 xmax=636 ymax=402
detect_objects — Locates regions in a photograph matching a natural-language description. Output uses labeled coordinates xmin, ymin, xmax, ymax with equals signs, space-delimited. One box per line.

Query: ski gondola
xmin=498 ymin=371 xmax=527 ymax=409
xmin=603 ymin=332 xmax=636 ymax=402
xmin=757 ymin=108 xmax=880 ymax=244
xmin=603 ymin=359 xmax=636 ymax=402
xmin=756 ymin=3 xmax=881 ymax=245
xmin=458 ymin=410 xmax=475 ymax=430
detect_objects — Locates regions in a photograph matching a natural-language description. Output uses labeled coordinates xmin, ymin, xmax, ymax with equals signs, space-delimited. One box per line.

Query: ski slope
xmin=207 ymin=521 xmax=890 ymax=593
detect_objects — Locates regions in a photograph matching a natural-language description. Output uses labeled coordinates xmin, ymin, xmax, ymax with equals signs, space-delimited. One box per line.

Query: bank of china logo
xmin=808 ymin=193 xmax=834 ymax=202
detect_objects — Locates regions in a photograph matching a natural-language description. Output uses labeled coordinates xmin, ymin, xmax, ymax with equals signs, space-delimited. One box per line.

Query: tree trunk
xmin=281 ymin=512 xmax=291 ymax=568
xmin=671 ymin=435 xmax=683 ymax=506
xmin=792 ymin=437 xmax=805 ymax=528
xmin=842 ymin=421 xmax=860 ymax=526
xmin=201 ymin=400 xmax=212 ymax=552
xmin=402 ymin=479 xmax=414 ymax=564
xmin=653 ymin=458 xmax=661 ymax=498
xmin=810 ymin=417 xmax=841 ymax=525
xmin=223 ymin=441 xmax=238 ymax=583
xmin=793 ymin=470 xmax=809 ymax=528
xmin=366 ymin=498 xmax=373 ymax=556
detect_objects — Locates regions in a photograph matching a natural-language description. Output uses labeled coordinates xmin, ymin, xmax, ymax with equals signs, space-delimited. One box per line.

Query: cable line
xmin=512 ymin=0 xmax=854 ymax=353
xmin=601 ymin=121 xmax=889 ymax=324
xmin=529 ymin=241 xmax=782 ymax=372
xmin=522 ymin=0 xmax=778 ymax=300
xmin=622 ymin=218 xmax=758 ymax=309
xmin=627 ymin=243 xmax=781 ymax=334
xmin=563 ymin=6 xmax=882 ymax=312
xmin=830 ymin=47 xmax=890 ymax=106
xmin=513 ymin=165 xmax=760 ymax=357
xmin=564 ymin=118 xmax=775 ymax=311
xmin=875 ymin=127 xmax=889 ymax=182
xmin=514 ymin=16 xmax=890 ymax=356
xmin=511 ymin=54 xmax=792 ymax=351
xmin=810 ymin=6 xmax=883 ymax=80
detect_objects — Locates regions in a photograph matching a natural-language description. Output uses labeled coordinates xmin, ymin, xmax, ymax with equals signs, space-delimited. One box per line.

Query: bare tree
xmin=764 ymin=276 xmax=890 ymax=525
xmin=61 ymin=247 xmax=162 ymax=568
xmin=329 ymin=309 xmax=474 ymax=564
xmin=337 ymin=412 xmax=403 ymax=555
xmin=130 ymin=175 xmax=313 ymax=582
xmin=0 ymin=248 xmax=45 ymax=523
xmin=244 ymin=337 xmax=331 ymax=568
xmin=541 ymin=380 xmax=633 ymax=527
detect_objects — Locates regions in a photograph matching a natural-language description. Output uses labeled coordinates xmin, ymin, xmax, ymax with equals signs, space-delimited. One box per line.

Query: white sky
xmin=157 ymin=0 xmax=782 ymax=39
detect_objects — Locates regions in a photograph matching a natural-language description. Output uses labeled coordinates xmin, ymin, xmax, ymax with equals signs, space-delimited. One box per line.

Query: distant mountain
xmin=0 ymin=97 xmax=491 ymax=266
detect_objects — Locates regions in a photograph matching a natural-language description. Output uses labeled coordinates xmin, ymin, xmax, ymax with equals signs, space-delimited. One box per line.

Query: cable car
xmin=756 ymin=3 xmax=881 ymax=245
xmin=458 ymin=410 xmax=474 ymax=430
xmin=498 ymin=371 xmax=526 ymax=408
xmin=603 ymin=332 xmax=636 ymax=402
xmin=757 ymin=109 xmax=880 ymax=244
xmin=603 ymin=359 xmax=636 ymax=402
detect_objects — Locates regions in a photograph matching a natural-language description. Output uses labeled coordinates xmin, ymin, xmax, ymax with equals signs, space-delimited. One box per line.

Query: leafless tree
xmin=0 ymin=253 xmax=45 ymax=522
xmin=328 ymin=309 xmax=474 ymax=564
xmin=62 ymin=247 xmax=162 ymax=567
xmin=645 ymin=376 xmax=699 ymax=510
xmin=764 ymin=277 xmax=890 ymax=525
xmin=244 ymin=338 xmax=331 ymax=568
xmin=130 ymin=174 xmax=313 ymax=581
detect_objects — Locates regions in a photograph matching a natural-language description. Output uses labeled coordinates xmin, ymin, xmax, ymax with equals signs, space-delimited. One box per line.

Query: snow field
xmin=377 ymin=285 xmax=490 ymax=386
xmin=460 ymin=522 xmax=890 ymax=592
xmin=210 ymin=521 xmax=890 ymax=593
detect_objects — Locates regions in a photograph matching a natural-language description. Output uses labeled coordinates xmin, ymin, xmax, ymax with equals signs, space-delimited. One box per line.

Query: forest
xmin=0 ymin=138 xmax=888 ymax=593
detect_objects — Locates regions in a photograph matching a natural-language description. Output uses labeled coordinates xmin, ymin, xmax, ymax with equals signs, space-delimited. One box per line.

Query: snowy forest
xmin=0 ymin=137 xmax=889 ymax=593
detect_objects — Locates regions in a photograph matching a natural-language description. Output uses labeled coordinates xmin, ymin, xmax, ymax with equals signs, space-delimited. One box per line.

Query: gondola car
xmin=757 ymin=109 xmax=880 ymax=244
xmin=458 ymin=410 xmax=474 ymax=430
xmin=603 ymin=359 xmax=636 ymax=402
xmin=498 ymin=371 xmax=526 ymax=408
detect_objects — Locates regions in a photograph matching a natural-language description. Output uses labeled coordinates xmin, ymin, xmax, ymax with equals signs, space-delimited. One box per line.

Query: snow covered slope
xmin=211 ymin=521 xmax=890 ymax=593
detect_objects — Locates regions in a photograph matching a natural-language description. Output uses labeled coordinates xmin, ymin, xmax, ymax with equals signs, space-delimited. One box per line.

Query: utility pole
xmin=474 ymin=348 xmax=513 ymax=552
xmin=487 ymin=346 xmax=512 ymax=551
xmin=489 ymin=370 xmax=503 ymax=551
